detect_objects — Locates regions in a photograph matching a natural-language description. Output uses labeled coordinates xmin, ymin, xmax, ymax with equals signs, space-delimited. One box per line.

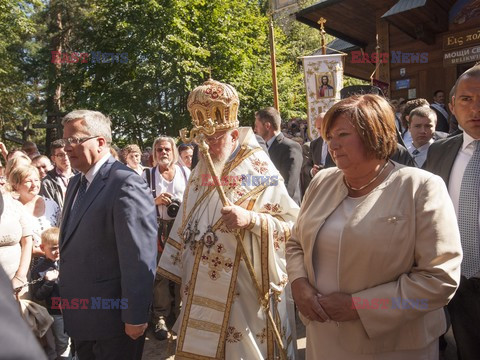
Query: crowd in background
xmin=0 ymin=63 xmax=478 ymax=360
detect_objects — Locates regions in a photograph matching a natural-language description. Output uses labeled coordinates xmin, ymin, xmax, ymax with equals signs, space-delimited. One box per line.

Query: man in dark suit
xmin=59 ymin=110 xmax=157 ymax=359
xmin=430 ymin=90 xmax=450 ymax=133
xmin=300 ymin=113 xmax=335 ymax=196
xmin=424 ymin=65 xmax=480 ymax=360
xmin=255 ymin=107 xmax=303 ymax=205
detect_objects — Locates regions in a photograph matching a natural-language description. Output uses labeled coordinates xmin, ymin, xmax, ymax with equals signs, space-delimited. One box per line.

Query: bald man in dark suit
xmin=424 ymin=65 xmax=480 ymax=360
xmin=301 ymin=114 xmax=335 ymax=196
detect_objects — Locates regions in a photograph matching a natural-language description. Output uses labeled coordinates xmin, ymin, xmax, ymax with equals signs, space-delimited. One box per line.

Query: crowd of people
xmin=0 ymin=64 xmax=478 ymax=360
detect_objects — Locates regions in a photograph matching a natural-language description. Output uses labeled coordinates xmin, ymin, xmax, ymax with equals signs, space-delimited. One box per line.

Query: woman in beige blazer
xmin=286 ymin=94 xmax=462 ymax=359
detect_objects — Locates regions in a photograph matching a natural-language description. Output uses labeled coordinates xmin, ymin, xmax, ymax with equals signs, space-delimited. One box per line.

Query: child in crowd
xmin=31 ymin=227 xmax=71 ymax=360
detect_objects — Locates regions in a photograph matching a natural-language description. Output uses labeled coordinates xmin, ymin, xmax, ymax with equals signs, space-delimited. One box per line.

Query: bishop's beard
xmin=197 ymin=150 xmax=230 ymax=184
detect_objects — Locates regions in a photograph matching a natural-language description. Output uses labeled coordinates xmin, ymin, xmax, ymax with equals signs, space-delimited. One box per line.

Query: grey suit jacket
xmin=59 ymin=156 xmax=157 ymax=340
xmin=268 ymin=133 xmax=303 ymax=205
xmin=423 ymin=134 xmax=463 ymax=186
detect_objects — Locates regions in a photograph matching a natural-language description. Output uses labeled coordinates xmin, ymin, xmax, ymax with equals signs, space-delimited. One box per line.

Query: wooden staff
xmin=181 ymin=125 xmax=287 ymax=360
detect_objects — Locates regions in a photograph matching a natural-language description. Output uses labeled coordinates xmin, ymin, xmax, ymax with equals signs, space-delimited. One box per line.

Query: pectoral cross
xmin=184 ymin=220 xmax=200 ymax=247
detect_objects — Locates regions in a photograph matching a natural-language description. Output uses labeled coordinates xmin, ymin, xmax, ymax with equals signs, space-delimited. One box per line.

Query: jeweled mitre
xmin=187 ymin=79 xmax=239 ymax=132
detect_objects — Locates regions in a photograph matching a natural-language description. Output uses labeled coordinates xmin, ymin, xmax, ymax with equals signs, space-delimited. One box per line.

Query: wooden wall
xmin=388 ymin=24 xmax=458 ymax=103
xmin=341 ymin=8 xmax=480 ymax=103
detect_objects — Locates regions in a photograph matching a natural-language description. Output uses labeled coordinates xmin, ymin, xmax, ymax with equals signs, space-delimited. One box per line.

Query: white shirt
xmin=320 ymin=140 xmax=328 ymax=166
xmin=143 ymin=164 xmax=190 ymax=220
xmin=310 ymin=140 xmax=329 ymax=178
xmin=265 ymin=133 xmax=278 ymax=149
xmin=407 ymin=139 xmax=433 ymax=168
xmin=448 ymin=132 xmax=480 ymax=225
xmin=402 ymin=130 xmax=413 ymax=150
xmin=84 ymin=152 xmax=111 ymax=189
xmin=70 ymin=152 xmax=111 ymax=208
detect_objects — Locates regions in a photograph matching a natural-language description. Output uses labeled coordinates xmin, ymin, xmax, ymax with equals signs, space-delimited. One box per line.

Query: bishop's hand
xmin=220 ymin=203 xmax=251 ymax=229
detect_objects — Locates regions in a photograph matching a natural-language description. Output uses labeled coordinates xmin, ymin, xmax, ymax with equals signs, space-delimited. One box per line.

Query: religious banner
xmin=301 ymin=54 xmax=345 ymax=140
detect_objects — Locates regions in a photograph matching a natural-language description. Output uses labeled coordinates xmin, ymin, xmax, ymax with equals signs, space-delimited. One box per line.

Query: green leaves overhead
xmin=1 ymin=0 xmax=326 ymax=149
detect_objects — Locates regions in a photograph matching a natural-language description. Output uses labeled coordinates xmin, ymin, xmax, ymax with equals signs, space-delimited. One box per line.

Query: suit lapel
xmin=268 ymin=133 xmax=283 ymax=154
xmin=325 ymin=152 xmax=335 ymax=167
xmin=311 ymin=137 xmax=335 ymax=168
xmin=311 ymin=137 xmax=323 ymax=166
xmin=60 ymin=175 xmax=81 ymax=249
xmin=60 ymin=158 xmax=114 ymax=249
xmin=440 ymin=135 xmax=463 ymax=187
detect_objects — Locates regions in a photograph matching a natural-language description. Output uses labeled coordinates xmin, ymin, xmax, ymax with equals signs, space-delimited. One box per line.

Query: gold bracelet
xmin=246 ymin=212 xmax=257 ymax=230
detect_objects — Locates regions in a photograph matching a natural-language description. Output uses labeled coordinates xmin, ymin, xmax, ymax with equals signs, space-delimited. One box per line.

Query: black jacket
xmin=268 ymin=133 xmax=303 ymax=205
xmin=31 ymin=258 xmax=61 ymax=315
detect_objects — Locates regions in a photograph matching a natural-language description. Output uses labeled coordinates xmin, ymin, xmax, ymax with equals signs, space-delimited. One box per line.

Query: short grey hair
xmin=62 ymin=110 xmax=112 ymax=144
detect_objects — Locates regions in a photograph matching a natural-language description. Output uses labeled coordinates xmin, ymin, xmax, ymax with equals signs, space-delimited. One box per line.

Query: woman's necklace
xmin=344 ymin=161 xmax=390 ymax=192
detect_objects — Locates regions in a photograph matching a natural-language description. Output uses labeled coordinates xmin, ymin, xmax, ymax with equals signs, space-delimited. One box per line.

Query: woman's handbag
xmin=17 ymin=298 xmax=54 ymax=338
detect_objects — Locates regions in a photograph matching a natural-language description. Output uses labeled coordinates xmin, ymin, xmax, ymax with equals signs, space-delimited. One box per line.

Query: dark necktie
xmin=66 ymin=176 xmax=88 ymax=231
xmin=458 ymin=140 xmax=480 ymax=278
xmin=412 ymin=149 xmax=420 ymax=156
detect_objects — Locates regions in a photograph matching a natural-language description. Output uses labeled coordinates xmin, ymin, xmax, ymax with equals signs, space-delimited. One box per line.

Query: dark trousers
xmin=74 ymin=333 xmax=145 ymax=360
xmin=448 ymin=276 xmax=480 ymax=360
xmin=152 ymin=219 xmax=179 ymax=326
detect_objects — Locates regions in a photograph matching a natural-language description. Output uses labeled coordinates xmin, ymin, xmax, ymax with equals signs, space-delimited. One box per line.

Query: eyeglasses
xmin=62 ymin=136 xmax=98 ymax=145
xmin=205 ymin=132 xmax=226 ymax=145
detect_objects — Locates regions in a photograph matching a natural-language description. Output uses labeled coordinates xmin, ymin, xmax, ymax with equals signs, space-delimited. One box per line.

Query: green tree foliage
xmin=1 ymin=0 xmax=367 ymax=150
xmin=0 ymin=0 xmax=39 ymax=144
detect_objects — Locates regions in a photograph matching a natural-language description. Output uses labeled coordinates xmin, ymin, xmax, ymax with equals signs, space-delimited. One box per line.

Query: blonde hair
xmin=5 ymin=154 xmax=31 ymax=179
xmin=7 ymin=165 xmax=39 ymax=192
xmin=41 ymin=227 xmax=60 ymax=246
xmin=123 ymin=144 xmax=142 ymax=158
